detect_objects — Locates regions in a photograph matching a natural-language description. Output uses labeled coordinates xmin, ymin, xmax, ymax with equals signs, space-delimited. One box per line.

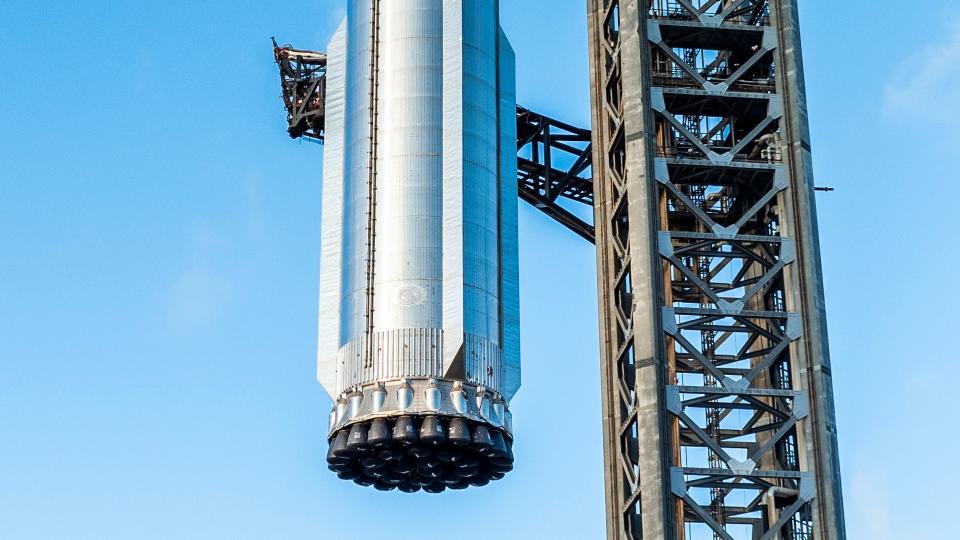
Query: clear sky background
xmin=1 ymin=1 xmax=957 ymax=538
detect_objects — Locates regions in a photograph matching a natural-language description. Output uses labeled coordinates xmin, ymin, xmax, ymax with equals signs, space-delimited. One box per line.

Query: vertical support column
xmin=586 ymin=1 xmax=629 ymax=536
xmin=772 ymin=1 xmax=846 ymax=537
xmin=587 ymin=1 xmax=674 ymax=538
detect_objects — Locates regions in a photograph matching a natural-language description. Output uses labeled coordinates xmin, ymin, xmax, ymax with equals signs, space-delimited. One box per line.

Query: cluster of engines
xmin=326 ymin=415 xmax=514 ymax=493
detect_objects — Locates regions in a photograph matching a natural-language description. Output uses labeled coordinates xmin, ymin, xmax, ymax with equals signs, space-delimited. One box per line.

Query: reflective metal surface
xmin=340 ymin=0 xmax=373 ymax=347
xmin=372 ymin=0 xmax=444 ymax=334
xmin=497 ymin=28 xmax=520 ymax=401
xmin=318 ymin=0 xmax=520 ymax=487
xmin=327 ymin=379 xmax=512 ymax=435
xmin=317 ymin=21 xmax=348 ymax=397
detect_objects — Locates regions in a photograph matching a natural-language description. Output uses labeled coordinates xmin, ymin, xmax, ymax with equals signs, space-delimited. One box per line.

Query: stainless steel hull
xmin=317 ymin=0 xmax=519 ymax=493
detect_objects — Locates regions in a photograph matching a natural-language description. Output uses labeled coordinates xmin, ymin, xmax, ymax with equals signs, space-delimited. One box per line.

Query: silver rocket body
xmin=318 ymin=0 xmax=519 ymax=492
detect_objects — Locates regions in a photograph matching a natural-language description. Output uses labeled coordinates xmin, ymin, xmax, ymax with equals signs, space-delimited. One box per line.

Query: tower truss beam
xmin=517 ymin=106 xmax=595 ymax=242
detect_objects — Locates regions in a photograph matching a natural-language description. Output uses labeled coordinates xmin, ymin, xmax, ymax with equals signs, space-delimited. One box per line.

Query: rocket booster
xmin=318 ymin=0 xmax=520 ymax=492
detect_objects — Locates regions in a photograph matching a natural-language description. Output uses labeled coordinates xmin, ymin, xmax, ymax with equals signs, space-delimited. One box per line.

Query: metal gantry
xmin=516 ymin=106 xmax=595 ymax=242
xmin=273 ymin=40 xmax=328 ymax=142
xmin=272 ymin=0 xmax=845 ymax=534
xmin=585 ymin=0 xmax=844 ymax=538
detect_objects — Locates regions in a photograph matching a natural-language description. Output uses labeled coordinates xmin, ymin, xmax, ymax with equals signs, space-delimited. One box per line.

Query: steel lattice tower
xmin=586 ymin=1 xmax=845 ymax=538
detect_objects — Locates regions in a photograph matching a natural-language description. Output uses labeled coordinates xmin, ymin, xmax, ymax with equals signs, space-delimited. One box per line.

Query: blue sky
xmin=1 ymin=1 xmax=956 ymax=538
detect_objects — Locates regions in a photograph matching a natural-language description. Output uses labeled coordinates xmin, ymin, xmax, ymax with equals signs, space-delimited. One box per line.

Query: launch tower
xmin=586 ymin=0 xmax=845 ymax=537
